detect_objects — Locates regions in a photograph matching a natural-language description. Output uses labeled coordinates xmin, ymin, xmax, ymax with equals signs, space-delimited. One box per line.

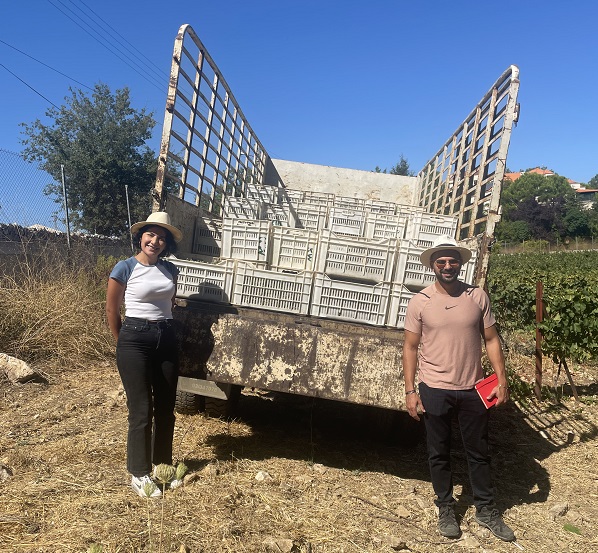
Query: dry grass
xmin=0 ymin=245 xmax=115 ymax=367
xmin=1 ymin=253 xmax=597 ymax=552
xmin=1 ymin=357 xmax=597 ymax=553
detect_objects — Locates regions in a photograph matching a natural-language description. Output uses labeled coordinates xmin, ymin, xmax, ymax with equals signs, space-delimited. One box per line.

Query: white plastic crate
xmin=222 ymin=196 xmax=264 ymax=219
xmin=277 ymin=187 xmax=304 ymax=205
xmin=327 ymin=207 xmax=367 ymax=237
xmin=386 ymin=285 xmax=415 ymax=328
xmin=232 ymin=263 xmax=313 ymax=314
xmin=172 ymin=258 xmax=235 ymax=303
xmin=270 ymin=226 xmax=319 ymax=272
xmin=192 ymin=216 xmax=222 ymax=258
xmin=333 ymin=195 xmax=366 ymax=210
xmin=302 ymin=190 xmax=335 ymax=206
xmin=365 ymin=199 xmax=397 ymax=214
xmin=221 ymin=218 xmax=271 ymax=262
xmin=310 ymin=274 xmax=391 ymax=326
xmin=244 ymin=183 xmax=279 ymax=204
xmin=262 ymin=202 xmax=290 ymax=226
xmin=394 ymin=240 xmax=472 ymax=289
xmin=405 ymin=211 xmax=459 ymax=247
xmin=288 ymin=202 xmax=328 ymax=231
xmin=364 ymin=212 xmax=408 ymax=241
xmin=316 ymin=230 xmax=397 ymax=283
xmin=462 ymin=249 xmax=478 ymax=285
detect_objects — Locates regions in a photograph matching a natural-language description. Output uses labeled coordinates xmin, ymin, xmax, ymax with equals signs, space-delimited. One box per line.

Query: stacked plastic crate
xmin=388 ymin=210 xmax=475 ymax=329
xmin=299 ymin=193 xmax=399 ymax=326
xmin=224 ymin=185 xmax=315 ymax=314
xmin=173 ymin=185 xmax=475 ymax=327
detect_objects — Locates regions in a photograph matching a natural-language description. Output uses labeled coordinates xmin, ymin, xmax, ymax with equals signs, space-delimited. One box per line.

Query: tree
xmin=20 ymin=84 xmax=157 ymax=236
xmin=389 ymin=154 xmax=414 ymax=176
xmin=495 ymin=220 xmax=531 ymax=243
xmin=498 ymin=172 xmax=590 ymax=241
xmin=587 ymin=173 xmax=598 ymax=189
xmin=374 ymin=154 xmax=414 ymax=176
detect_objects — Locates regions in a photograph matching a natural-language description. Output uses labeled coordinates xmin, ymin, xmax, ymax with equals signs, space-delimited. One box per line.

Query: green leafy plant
xmin=563 ymin=523 xmax=581 ymax=535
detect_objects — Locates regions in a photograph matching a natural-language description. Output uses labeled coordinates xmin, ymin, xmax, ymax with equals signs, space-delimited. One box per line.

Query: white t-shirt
xmin=110 ymin=257 xmax=178 ymax=320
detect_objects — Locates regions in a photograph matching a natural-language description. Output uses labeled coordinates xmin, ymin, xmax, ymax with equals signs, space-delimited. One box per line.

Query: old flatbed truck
xmin=151 ymin=25 xmax=520 ymax=430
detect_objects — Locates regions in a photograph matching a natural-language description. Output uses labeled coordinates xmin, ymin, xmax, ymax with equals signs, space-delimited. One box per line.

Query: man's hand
xmin=406 ymin=392 xmax=425 ymax=421
xmin=486 ymin=383 xmax=510 ymax=407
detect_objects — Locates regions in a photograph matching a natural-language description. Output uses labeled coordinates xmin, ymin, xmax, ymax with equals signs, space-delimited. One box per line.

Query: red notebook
xmin=475 ymin=374 xmax=498 ymax=409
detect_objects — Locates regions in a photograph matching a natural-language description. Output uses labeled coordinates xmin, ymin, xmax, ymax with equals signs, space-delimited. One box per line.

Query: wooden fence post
xmin=534 ymin=281 xmax=543 ymax=400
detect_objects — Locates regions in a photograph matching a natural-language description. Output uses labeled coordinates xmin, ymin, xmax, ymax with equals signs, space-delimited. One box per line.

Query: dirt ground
xmin=0 ymin=355 xmax=597 ymax=553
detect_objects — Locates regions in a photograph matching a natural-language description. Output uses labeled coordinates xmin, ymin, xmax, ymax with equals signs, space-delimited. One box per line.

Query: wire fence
xmin=0 ymin=148 xmax=131 ymax=259
xmin=0 ymin=148 xmax=68 ymax=231
xmin=496 ymin=237 xmax=598 ymax=254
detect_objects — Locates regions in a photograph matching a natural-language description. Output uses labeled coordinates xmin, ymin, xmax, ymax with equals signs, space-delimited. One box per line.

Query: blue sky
xmin=2 ymin=0 xmax=597 ymax=184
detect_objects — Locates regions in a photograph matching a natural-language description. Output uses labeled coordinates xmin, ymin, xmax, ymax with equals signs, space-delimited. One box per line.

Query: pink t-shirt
xmin=404 ymin=283 xmax=496 ymax=390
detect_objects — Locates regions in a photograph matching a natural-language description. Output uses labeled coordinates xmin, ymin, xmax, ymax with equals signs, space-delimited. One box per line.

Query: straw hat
xmin=131 ymin=212 xmax=183 ymax=243
xmin=419 ymin=235 xmax=472 ymax=267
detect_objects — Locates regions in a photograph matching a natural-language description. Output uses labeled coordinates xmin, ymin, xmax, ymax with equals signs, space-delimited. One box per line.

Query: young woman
xmin=105 ymin=212 xmax=183 ymax=497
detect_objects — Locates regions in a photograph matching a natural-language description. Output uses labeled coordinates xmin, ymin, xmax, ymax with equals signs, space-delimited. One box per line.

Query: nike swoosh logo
xmin=445 ymin=305 xmax=457 ymax=310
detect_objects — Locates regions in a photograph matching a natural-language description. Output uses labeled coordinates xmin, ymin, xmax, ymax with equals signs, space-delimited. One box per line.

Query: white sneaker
xmin=169 ymin=479 xmax=183 ymax=489
xmin=131 ymin=474 xmax=162 ymax=498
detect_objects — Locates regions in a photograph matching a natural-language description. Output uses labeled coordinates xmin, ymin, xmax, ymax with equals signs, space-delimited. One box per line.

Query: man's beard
xmin=435 ymin=269 xmax=459 ymax=284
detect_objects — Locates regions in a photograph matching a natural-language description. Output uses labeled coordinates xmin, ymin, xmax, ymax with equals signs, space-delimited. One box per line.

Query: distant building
xmin=504 ymin=167 xmax=595 ymax=209
xmin=576 ymin=189 xmax=598 ymax=209
xmin=504 ymin=167 xmax=555 ymax=182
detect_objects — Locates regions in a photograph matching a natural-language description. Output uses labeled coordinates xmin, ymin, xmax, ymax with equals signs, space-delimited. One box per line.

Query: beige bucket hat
xmin=420 ymin=235 xmax=472 ymax=267
xmin=131 ymin=212 xmax=183 ymax=243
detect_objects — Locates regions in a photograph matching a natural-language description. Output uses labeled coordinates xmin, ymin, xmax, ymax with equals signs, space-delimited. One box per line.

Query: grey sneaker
xmin=438 ymin=505 xmax=461 ymax=538
xmin=131 ymin=474 xmax=162 ymax=498
xmin=475 ymin=506 xmax=515 ymax=541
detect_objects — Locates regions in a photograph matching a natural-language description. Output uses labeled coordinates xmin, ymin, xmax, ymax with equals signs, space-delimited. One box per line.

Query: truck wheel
xmin=204 ymin=385 xmax=243 ymax=419
xmin=175 ymin=390 xmax=202 ymax=415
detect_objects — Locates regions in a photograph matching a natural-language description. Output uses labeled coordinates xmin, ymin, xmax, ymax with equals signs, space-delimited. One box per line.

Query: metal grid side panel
xmin=154 ymin=24 xmax=269 ymax=216
xmin=414 ymin=66 xmax=520 ymax=287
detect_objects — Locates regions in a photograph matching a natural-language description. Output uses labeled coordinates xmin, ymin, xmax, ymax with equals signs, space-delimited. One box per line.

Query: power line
xmin=45 ymin=0 xmax=166 ymax=93
xmin=75 ymin=0 xmax=166 ymax=84
xmin=0 ymin=39 xmax=93 ymax=91
xmin=0 ymin=63 xmax=60 ymax=109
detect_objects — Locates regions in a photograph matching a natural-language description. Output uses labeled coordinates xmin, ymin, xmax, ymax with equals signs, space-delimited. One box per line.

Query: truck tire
xmin=175 ymin=389 xmax=202 ymax=415
xmin=203 ymin=384 xmax=243 ymax=419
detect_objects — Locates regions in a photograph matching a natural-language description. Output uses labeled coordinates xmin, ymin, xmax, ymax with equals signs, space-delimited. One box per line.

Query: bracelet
xmin=405 ymin=389 xmax=418 ymax=396
xmin=498 ymin=384 xmax=508 ymax=390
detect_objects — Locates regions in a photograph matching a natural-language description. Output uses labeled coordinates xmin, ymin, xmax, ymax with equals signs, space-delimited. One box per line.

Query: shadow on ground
xmin=195 ymin=388 xmax=597 ymax=514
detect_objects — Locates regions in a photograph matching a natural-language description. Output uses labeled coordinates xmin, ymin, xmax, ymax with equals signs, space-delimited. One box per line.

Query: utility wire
xmin=0 ymin=63 xmax=60 ymax=109
xmin=75 ymin=0 xmax=166 ymax=83
xmin=46 ymin=0 xmax=165 ymax=93
xmin=0 ymin=39 xmax=93 ymax=91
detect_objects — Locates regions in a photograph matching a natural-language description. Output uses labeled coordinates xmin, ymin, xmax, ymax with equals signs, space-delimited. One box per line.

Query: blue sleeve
xmin=109 ymin=257 xmax=137 ymax=284
xmin=161 ymin=259 xmax=180 ymax=279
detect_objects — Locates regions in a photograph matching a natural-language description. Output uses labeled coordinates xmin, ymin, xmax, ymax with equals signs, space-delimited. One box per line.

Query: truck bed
xmin=174 ymin=298 xmax=407 ymax=410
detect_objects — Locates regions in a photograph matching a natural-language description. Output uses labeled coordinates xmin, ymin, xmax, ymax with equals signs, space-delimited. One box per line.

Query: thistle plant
xmin=153 ymin=464 xmax=176 ymax=552
xmin=154 ymin=464 xmax=176 ymax=489
xmin=142 ymin=480 xmax=158 ymax=551
xmin=175 ymin=461 xmax=188 ymax=484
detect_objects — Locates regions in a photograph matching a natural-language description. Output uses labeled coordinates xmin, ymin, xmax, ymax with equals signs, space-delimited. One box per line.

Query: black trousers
xmin=418 ymin=382 xmax=495 ymax=509
xmin=116 ymin=317 xmax=178 ymax=477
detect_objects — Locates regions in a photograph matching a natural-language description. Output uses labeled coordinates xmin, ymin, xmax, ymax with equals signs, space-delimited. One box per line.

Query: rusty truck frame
xmin=151 ymin=24 xmax=520 ymax=420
